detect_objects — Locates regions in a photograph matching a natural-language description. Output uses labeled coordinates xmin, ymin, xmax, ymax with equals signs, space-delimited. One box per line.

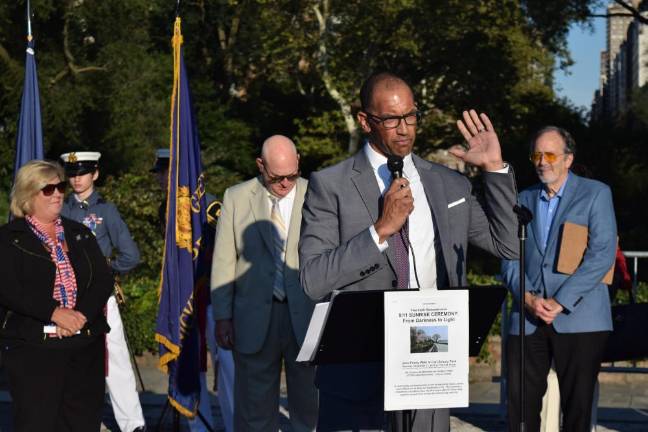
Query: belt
xmin=272 ymin=295 xmax=287 ymax=303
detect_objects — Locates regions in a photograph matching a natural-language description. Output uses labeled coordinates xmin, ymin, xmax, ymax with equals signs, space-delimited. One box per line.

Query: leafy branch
xmin=313 ymin=0 xmax=359 ymax=154
xmin=589 ymin=0 xmax=648 ymax=24
xmin=49 ymin=1 xmax=107 ymax=87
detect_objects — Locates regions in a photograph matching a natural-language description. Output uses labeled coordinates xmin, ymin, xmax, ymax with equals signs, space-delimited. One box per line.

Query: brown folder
xmin=556 ymin=222 xmax=614 ymax=284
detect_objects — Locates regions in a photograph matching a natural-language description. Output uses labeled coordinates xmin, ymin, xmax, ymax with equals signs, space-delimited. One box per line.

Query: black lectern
xmin=306 ymin=286 xmax=507 ymax=432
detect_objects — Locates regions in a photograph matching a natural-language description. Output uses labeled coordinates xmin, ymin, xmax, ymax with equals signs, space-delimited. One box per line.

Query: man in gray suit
xmin=299 ymin=72 xmax=519 ymax=431
xmin=211 ymin=135 xmax=317 ymax=431
xmin=502 ymin=127 xmax=617 ymax=432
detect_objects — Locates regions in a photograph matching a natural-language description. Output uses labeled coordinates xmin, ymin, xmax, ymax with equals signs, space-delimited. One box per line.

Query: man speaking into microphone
xmin=299 ymin=72 xmax=519 ymax=431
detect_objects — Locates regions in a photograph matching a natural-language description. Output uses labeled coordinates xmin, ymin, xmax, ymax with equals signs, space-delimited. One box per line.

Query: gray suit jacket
xmin=299 ymin=149 xmax=518 ymax=401
xmin=211 ymin=176 xmax=315 ymax=354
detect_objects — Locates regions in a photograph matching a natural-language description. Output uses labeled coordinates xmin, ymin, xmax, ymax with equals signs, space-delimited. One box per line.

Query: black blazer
xmin=0 ymin=217 xmax=113 ymax=346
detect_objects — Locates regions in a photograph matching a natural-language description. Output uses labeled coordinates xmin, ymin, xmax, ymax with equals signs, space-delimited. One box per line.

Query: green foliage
xmin=587 ymin=84 xmax=648 ymax=252
xmin=199 ymin=102 xmax=257 ymax=196
xmin=100 ymin=173 xmax=165 ymax=280
xmin=467 ymin=272 xmax=499 ymax=286
xmin=99 ymin=173 xmax=164 ymax=353
xmin=119 ymin=275 xmax=160 ymax=354
xmin=0 ymin=188 xmax=8 ymax=224
xmin=1 ymin=0 xmax=603 ymax=184
xmin=615 ymin=282 xmax=648 ymax=305
xmin=294 ymin=110 xmax=348 ymax=172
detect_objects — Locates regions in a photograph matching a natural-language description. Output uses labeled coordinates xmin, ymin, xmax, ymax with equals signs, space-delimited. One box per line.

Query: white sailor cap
xmin=60 ymin=151 xmax=101 ymax=176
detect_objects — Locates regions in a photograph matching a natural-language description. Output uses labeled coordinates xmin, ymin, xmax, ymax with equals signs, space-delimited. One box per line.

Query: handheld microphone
xmin=387 ymin=154 xmax=404 ymax=179
xmin=386 ymin=153 xmax=421 ymax=289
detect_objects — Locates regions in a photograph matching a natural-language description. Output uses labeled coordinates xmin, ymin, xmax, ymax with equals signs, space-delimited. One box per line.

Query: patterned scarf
xmin=26 ymin=215 xmax=78 ymax=309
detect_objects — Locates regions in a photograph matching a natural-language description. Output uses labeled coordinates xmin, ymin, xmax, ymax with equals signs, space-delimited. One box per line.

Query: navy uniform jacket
xmin=61 ymin=190 xmax=140 ymax=273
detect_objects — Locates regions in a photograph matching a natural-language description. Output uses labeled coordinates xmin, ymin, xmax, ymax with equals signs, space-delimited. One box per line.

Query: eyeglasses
xmin=265 ymin=171 xmax=301 ymax=184
xmin=40 ymin=181 xmax=67 ymax=196
xmin=529 ymin=152 xmax=568 ymax=164
xmin=365 ymin=110 xmax=421 ymax=129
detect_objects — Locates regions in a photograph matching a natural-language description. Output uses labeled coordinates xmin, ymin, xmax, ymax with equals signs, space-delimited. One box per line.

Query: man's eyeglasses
xmin=265 ymin=171 xmax=301 ymax=184
xmin=529 ymin=152 xmax=568 ymax=164
xmin=365 ymin=110 xmax=421 ymax=129
xmin=41 ymin=181 xmax=67 ymax=196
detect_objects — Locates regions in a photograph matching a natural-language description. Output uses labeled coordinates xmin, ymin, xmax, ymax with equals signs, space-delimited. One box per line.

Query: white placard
xmin=384 ymin=290 xmax=469 ymax=411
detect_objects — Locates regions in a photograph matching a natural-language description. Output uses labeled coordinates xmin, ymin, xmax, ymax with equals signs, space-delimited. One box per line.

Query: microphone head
xmin=513 ymin=204 xmax=533 ymax=224
xmin=387 ymin=155 xmax=404 ymax=178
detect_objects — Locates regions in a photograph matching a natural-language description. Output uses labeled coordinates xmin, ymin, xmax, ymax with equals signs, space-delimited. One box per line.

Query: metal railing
xmin=624 ymin=251 xmax=648 ymax=296
xmin=599 ymin=251 xmax=648 ymax=374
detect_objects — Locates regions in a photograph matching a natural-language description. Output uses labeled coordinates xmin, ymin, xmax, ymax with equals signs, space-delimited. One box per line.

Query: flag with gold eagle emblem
xmin=155 ymin=17 xmax=209 ymax=418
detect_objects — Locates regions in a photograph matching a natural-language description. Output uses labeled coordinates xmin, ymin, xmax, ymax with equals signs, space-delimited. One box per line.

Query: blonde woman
xmin=0 ymin=160 xmax=114 ymax=431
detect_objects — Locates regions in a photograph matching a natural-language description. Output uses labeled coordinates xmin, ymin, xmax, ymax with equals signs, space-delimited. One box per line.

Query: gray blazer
xmin=210 ymin=176 xmax=315 ymax=354
xmin=298 ymin=149 xmax=518 ymax=400
xmin=300 ymin=150 xmax=519 ymax=299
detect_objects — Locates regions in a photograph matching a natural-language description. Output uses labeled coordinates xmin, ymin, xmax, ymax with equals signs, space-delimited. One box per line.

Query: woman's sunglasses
xmin=41 ymin=181 xmax=67 ymax=196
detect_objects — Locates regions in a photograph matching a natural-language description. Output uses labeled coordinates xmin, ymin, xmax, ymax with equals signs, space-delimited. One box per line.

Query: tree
xmin=1 ymin=0 xmax=603 ymax=182
xmin=5 ymin=0 xmax=630 ymax=352
xmin=587 ymin=84 xmax=648 ymax=251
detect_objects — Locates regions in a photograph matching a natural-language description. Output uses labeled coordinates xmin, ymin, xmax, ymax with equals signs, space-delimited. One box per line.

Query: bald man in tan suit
xmin=210 ymin=135 xmax=317 ymax=431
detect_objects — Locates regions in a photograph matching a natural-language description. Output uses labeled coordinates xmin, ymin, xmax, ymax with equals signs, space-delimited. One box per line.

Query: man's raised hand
xmin=452 ymin=110 xmax=505 ymax=172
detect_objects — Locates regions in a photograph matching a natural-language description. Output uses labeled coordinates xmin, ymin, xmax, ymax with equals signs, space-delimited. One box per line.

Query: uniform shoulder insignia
xmin=206 ymin=200 xmax=222 ymax=227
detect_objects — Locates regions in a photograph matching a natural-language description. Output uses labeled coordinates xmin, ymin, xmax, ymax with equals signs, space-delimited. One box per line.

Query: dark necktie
xmin=393 ymin=220 xmax=410 ymax=289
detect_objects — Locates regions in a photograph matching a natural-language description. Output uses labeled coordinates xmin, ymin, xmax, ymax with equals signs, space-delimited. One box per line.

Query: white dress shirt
xmin=364 ymin=143 xmax=437 ymax=290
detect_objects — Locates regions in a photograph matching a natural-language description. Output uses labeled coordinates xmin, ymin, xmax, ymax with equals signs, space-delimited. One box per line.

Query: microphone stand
xmin=387 ymin=155 xmax=416 ymax=432
xmin=513 ymin=204 xmax=533 ymax=432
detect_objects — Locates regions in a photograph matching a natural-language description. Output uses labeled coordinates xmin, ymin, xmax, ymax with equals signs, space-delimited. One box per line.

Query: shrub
xmin=118 ymin=275 xmax=160 ymax=354
xmin=100 ymin=173 xmax=164 ymax=353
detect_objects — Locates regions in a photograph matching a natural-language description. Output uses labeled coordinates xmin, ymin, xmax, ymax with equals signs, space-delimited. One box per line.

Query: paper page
xmin=296 ymin=301 xmax=330 ymax=362
xmin=384 ymin=290 xmax=469 ymax=410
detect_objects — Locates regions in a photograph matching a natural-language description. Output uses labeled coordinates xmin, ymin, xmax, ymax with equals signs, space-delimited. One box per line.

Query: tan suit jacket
xmin=210 ymin=176 xmax=314 ymax=354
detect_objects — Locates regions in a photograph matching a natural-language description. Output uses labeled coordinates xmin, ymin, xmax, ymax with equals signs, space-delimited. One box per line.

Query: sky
xmin=554 ymin=16 xmax=607 ymax=112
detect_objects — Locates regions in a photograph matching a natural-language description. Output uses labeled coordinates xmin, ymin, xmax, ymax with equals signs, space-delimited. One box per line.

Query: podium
xmin=300 ymin=286 xmax=507 ymax=431
xmin=306 ymin=285 xmax=507 ymax=365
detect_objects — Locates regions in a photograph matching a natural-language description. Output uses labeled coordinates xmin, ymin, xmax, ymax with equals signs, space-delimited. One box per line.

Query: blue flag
xmin=155 ymin=17 xmax=209 ymax=418
xmin=13 ymin=36 xmax=44 ymax=179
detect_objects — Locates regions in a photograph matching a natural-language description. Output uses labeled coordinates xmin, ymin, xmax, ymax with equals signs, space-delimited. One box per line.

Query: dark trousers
xmin=391 ymin=409 xmax=449 ymax=432
xmin=506 ymin=324 xmax=609 ymax=432
xmin=317 ymin=390 xmax=386 ymax=431
xmin=317 ymin=393 xmax=449 ymax=431
xmin=233 ymin=301 xmax=317 ymax=432
xmin=2 ymin=337 xmax=106 ymax=432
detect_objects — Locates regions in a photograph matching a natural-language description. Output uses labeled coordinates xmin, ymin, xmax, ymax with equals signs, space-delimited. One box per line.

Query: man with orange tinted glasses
xmin=502 ymin=126 xmax=617 ymax=432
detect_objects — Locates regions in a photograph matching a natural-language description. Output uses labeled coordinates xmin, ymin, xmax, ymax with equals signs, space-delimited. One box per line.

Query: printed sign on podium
xmin=384 ymin=290 xmax=469 ymax=411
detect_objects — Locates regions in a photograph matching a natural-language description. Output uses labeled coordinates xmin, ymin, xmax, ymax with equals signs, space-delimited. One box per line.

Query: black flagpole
xmin=514 ymin=204 xmax=533 ymax=432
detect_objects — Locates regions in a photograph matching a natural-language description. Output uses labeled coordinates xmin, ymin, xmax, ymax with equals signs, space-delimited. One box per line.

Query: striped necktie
xmin=393 ymin=220 xmax=410 ymax=289
xmin=270 ymin=196 xmax=287 ymax=301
